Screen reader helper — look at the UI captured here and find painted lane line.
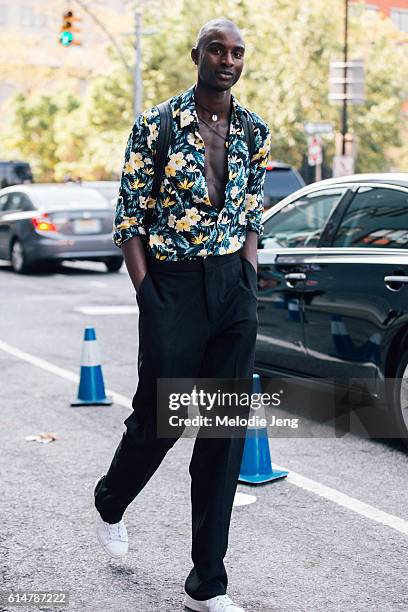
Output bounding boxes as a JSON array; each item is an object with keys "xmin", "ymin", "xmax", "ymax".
[
  {"xmin": 0, "ymin": 340, "xmax": 131, "ymax": 409},
  {"xmin": 233, "ymin": 492, "xmax": 257, "ymax": 507},
  {"xmin": 75, "ymin": 305, "xmax": 138, "ymax": 315},
  {"xmin": 274, "ymin": 463, "xmax": 408, "ymax": 537},
  {"xmin": 1, "ymin": 338, "xmax": 408, "ymax": 536},
  {"xmin": 90, "ymin": 281, "xmax": 108, "ymax": 289}
]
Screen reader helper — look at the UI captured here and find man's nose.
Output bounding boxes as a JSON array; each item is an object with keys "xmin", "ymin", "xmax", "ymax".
[{"xmin": 221, "ymin": 52, "xmax": 234, "ymax": 67}]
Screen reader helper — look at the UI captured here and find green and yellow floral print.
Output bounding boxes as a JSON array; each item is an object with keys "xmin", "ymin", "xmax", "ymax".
[{"xmin": 114, "ymin": 85, "xmax": 271, "ymax": 261}]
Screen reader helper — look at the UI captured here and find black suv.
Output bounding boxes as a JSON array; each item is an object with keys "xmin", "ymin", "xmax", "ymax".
[
  {"xmin": 263, "ymin": 161, "xmax": 305, "ymax": 209},
  {"xmin": 0, "ymin": 161, "xmax": 33, "ymax": 188}
]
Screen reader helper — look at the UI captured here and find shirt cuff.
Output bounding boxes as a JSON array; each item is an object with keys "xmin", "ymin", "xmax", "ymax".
[
  {"xmin": 113, "ymin": 223, "xmax": 147, "ymax": 248},
  {"xmin": 246, "ymin": 220, "xmax": 264, "ymax": 236}
]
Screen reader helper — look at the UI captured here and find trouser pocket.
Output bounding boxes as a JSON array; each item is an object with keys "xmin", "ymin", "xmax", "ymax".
[
  {"xmin": 241, "ymin": 257, "xmax": 258, "ymax": 296},
  {"xmin": 136, "ymin": 272, "xmax": 150, "ymax": 306}
]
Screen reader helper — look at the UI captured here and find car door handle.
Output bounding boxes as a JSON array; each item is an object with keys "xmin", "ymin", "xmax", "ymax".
[
  {"xmin": 284, "ymin": 272, "xmax": 306, "ymax": 288},
  {"xmin": 384, "ymin": 275, "xmax": 408, "ymax": 291}
]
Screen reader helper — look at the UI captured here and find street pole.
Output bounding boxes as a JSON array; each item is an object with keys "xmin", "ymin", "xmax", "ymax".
[
  {"xmin": 315, "ymin": 160, "xmax": 322, "ymax": 182},
  {"xmin": 342, "ymin": 0, "xmax": 349, "ymax": 155},
  {"xmin": 134, "ymin": 7, "xmax": 142, "ymax": 119}
]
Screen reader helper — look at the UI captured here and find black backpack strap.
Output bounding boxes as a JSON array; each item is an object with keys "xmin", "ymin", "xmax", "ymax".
[
  {"xmin": 151, "ymin": 100, "xmax": 173, "ymax": 199},
  {"xmin": 241, "ymin": 109, "xmax": 255, "ymax": 163}
]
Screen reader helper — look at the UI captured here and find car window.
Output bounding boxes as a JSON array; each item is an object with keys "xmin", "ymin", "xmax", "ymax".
[
  {"xmin": 3, "ymin": 193, "xmax": 24, "ymax": 212},
  {"xmin": 0, "ymin": 194, "xmax": 8, "ymax": 211},
  {"xmin": 260, "ymin": 188, "xmax": 347, "ymax": 249},
  {"xmin": 332, "ymin": 187, "xmax": 408, "ymax": 248},
  {"xmin": 20, "ymin": 195, "xmax": 35, "ymax": 211}
]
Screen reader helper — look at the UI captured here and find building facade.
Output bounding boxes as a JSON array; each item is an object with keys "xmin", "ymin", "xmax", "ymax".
[{"xmin": 359, "ymin": 0, "xmax": 408, "ymax": 31}]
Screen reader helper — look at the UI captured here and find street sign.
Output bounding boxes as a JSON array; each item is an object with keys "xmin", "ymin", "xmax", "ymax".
[
  {"xmin": 304, "ymin": 122, "xmax": 333, "ymax": 136},
  {"xmin": 307, "ymin": 136, "xmax": 323, "ymax": 167},
  {"xmin": 333, "ymin": 155, "xmax": 355, "ymax": 177},
  {"xmin": 329, "ymin": 59, "xmax": 365, "ymax": 105}
]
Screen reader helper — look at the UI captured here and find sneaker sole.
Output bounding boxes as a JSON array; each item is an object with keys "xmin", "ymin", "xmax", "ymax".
[{"xmin": 184, "ymin": 594, "xmax": 208, "ymax": 611}]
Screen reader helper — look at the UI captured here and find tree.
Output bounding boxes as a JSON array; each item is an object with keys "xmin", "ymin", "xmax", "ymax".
[
  {"xmin": 4, "ymin": 91, "xmax": 80, "ymax": 181},
  {"xmin": 2, "ymin": 0, "xmax": 407, "ymax": 179},
  {"xmin": 140, "ymin": 0, "xmax": 408, "ymax": 172}
]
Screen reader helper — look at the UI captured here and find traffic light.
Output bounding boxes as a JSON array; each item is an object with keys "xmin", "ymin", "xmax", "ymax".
[{"xmin": 59, "ymin": 10, "xmax": 82, "ymax": 47}]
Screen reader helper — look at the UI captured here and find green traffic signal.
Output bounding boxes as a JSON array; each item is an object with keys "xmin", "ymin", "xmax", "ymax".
[
  {"xmin": 59, "ymin": 31, "xmax": 74, "ymax": 46},
  {"xmin": 59, "ymin": 10, "xmax": 81, "ymax": 47}
]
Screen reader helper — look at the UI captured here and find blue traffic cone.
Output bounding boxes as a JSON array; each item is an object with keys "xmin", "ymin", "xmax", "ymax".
[
  {"xmin": 287, "ymin": 298, "xmax": 301, "ymax": 322},
  {"xmin": 71, "ymin": 328, "xmax": 112, "ymax": 406},
  {"xmin": 239, "ymin": 373, "xmax": 288, "ymax": 484}
]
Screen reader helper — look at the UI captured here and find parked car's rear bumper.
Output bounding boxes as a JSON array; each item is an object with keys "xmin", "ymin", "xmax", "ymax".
[{"xmin": 24, "ymin": 233, "xmax": 119, "ymax": 261}]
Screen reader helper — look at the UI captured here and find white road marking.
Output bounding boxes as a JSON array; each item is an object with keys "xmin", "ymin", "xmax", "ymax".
[
  {"xmin": 274, "ymin": 463, "xmax": 408, "ymax": 536},
  {"xmin": 0, "ymin": 340, "xmax": 131, "ymax": 409},
  {"xmin": 75, "ymin": 305, "xmax": 138, "ymax": 315},
  {"xmin": 1, "ymin": 338, "xmax": 408, "ymax": 536},
  {"xmin": 233, "ymin": 492, "xmax": 257, "ymax": 507},
  {"xmin": 90, "ymin": 281, "xmax": 108, "ymax": 289}
]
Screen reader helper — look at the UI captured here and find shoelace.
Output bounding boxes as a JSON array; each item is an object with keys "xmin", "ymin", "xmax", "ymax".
[{"xmin": 107, "ymin": 521, "xmax": 127, "ymax": 542}]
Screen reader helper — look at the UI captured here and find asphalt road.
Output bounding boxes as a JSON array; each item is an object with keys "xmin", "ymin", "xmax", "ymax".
[{"xmin": 1, "ymin": 259, "xmax": 408, "ymax": 612}]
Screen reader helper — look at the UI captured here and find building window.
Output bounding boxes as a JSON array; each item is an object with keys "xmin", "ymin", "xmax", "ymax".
[
  {"xmin": 0, "ymin": 4, "xmax": 7, "ymax": 25},
  {"xmin": 20, "ymin": 6, "xmax": 48, "ymax": 28},
  {"xmin": 349, "ymin": 2, "xmax": 378, "ymax": 18},
  {"xmin": 391, "ymin": 8, "xmax": 408, "ymax": 33}
]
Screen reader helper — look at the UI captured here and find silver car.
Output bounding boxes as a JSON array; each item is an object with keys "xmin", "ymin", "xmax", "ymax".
[
  {"xmin": 0, "ymin": 184, "xmax": 123, "ymax": 273},
  {"xmin": 80, "ymin": 181, "xmax": 120, "ymax": 207}
]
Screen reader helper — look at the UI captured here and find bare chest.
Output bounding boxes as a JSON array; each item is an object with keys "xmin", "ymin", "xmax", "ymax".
[{"xmin": 198, "ymin": 119, "xmax": 229, "ymax": 211}]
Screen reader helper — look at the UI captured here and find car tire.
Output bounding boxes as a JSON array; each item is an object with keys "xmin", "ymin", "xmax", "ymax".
[
  {"xmin": 105, "ymin": 257, "xmax": 123, "ymax": 273},
  {"xmin": 10, "ymin": 239, "xmax": 32, "ymax": 274},
  {"xmin": 391, "ymin": 350, "xmax": 408, "ymax": 449}
]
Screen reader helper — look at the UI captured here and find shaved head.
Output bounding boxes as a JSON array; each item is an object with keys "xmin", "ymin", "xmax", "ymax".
[
  {"xmin": 195, "ymin": 18, "xmax": 244, "ymax": 52},
  {"xmin": 191, "ymin": 18, "xmax": 245, "ymax": 92}
]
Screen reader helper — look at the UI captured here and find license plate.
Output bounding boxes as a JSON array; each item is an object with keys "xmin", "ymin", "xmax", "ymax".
[{"xmin": 73, "ymin": 218, "xmax": 101, "ymax": 234}]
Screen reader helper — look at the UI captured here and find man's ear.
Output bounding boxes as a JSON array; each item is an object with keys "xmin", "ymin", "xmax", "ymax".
[{"xmin": 191, "ymin": 48, "xmax": 198, "ymax": 65}]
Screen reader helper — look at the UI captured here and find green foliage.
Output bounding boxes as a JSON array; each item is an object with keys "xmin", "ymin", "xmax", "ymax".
[
  {"xmin": 5, "ymin": 91, "xmax": 80, "ymax": 180},
  {"xmin": 140, "ymin": 0, "xmax": 407, "ymax": 172},
  {"xmin": 2, "ymin": 0, "xmax": 407, "ymax": 180}
]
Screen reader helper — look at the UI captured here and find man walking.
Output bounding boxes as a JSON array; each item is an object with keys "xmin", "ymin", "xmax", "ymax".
[{"xmin": 94, "ymin": 18, "xmax": 270, "ymax": 612}]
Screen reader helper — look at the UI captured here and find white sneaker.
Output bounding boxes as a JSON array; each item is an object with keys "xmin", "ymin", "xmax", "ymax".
[
  {"xmin": 185, "ymin": 593, "xmax": 245, "ymax": 612},
  {"xmin": 95, "ymin": 511, "xmax": 128, "ymax": 558}
]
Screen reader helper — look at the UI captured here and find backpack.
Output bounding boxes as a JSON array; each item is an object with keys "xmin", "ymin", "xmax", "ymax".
[{"xmin": 150, "ymin": 100, "xmax": 255, "ymax": 200}]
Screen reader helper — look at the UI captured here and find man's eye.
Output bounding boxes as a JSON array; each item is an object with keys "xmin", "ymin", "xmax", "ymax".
[{"xmin": 234, "ymin": 52, "xmax": 243, "ymax": 59}]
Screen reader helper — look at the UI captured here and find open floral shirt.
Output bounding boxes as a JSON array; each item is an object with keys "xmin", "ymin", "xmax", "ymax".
[{"xmin": 113, "ymin": 85, "xmax": 271, "ymax": 260}]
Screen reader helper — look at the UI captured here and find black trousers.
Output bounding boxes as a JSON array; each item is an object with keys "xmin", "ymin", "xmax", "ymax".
[{"xmin": 94, "ymin": 251, "xmax": 258, "ymax": 601}]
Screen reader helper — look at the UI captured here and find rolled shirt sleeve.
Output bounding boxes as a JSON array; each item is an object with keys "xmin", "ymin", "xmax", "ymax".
[
  {"xmin": 113, "ymin": 110, "xmax": 158, "ymax": 248},
  {"xmin": 245, "ymin": 116, "xmax": 271, "ymax": 236}
]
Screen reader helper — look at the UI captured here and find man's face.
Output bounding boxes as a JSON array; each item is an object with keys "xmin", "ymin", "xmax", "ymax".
[{"xmin": 193, "ymin": 26, "xmax": 245, "ymax": 92}]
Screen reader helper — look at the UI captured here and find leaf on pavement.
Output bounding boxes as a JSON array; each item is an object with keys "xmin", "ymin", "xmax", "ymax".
[{"xmin": 25, "ymin": 432, "xmax": 57, "ymax": 444}]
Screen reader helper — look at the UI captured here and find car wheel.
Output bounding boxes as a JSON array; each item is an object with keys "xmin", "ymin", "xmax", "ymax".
[
  {"xmin": 105, "ymin": 257, "xmax": 123, "ymax": 272},
  {"xmin": 10, "ymin": 239, "xmax": 32, "ymax": 274},
  {"xmin": 391, "ymin": 350, "xmax": 408, "ymax": 448}
]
